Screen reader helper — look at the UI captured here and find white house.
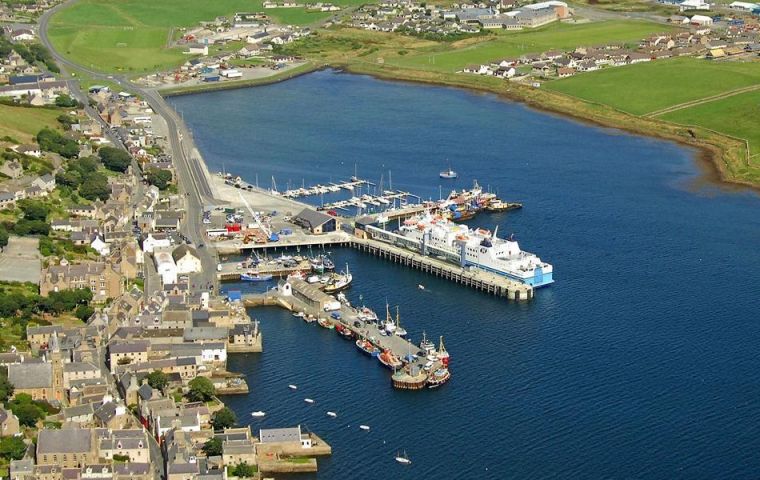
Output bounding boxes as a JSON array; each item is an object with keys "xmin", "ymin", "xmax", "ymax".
[
  {"xmin": 153, "ymin": 249, "xmax": 178, "ymax": 285},
  {"xmin": 681, "ymin": 0, "xmax": 710, "ymax": 10},
  {"xmin": 142, "ymin": 233, "xmax": 171, "ymax": 253},
  {"xmin": 200, "ymin": 343, "xmax": 227, "ymax": 365},
  {"xmin": 91, "ymin": 235, "xmax": 110, "ymax": 256},
  {"xmin": 690, "ymin": 14, "xmax": 713, "ymax": 25},
  {"xmin": 729, "ymin": 1, "xmax": 759, "ymax": 10},
  {"xmin": 172, "ymin": 245, "xmax": 202, "ymax": 274},
  {"xmin": 10, "ymin": 29, "xmax": 35, "ymax": 42},
  {"xmin": 186, "ymin": 43, "xmax": 209, "ymax": 55}
]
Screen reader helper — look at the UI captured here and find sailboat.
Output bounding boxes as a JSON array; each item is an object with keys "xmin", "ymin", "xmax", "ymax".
[
  {"xmin": 439, "ymin": 161, "xmax": 457, "ymax": 179},
  {"xmin": 395, "ymin": 450, "xmax": 412, "ymax": 465}
]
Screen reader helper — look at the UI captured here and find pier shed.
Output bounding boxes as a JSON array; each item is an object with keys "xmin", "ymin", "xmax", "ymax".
[
  {"xmin": 282, "ymin": 279, "xmax": 340, "ymax": 311},
  {"xmin": 293, "ymin": 209, "xmax": 337, "ymax": 234}
]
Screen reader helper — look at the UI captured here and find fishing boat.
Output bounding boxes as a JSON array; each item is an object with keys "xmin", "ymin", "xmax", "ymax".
[
  {"xmin": 288, "ymin": 384, "xmax": 298, "ymax": 390},
  {"xmin": 437, "ymin": 335, "xmax": 450, "ymax": 367},
  {"xmin": 394, "ymin": 306, "xmax": 407, "ymax": 337},
  {"xmin": 359, "ymin": 425, "xmax": 370, "ymax": 431},
  {"xmin": 395, "ymin": 450, "xmax": 412, "ymax": 465},
  {"xmin": 322, "ymin": 265, "xmax": 353, "ymax": 294},
  {"xmin": 382, "ymin": 303, "xmax": 396, "ymax": 335},
  {"xmin": 317, "ymin": 317, "xmax": 334, "ymax": 329},
  {"xmin": 251, "ymin": 411, "xmax": 266, "ymax": 417},
  {"xmin": 335, "ymin": 323, "xmax": 354, "ymax": 339},
  {"xmin": 486, "ymin": 199, "xmax": 523, "ymax": 212},
  {"xmin": 240, "ymin": 272, "xmax": 273, "ymax": 282},
  {"xmin": 426, "ymin": 367, "xmax": 451, "ymax": 389},
  {"xmin": 310, "ymin": 254, "xmax": 335, "ymax": 273},
  {"xmin": 419, "ymin": 332, "xmax": 435, "ymax": 354},
  {"xmin": 326, "ymin": 411, "xmax": 338, "ymax": 418},
  {"xmin": 439, "ymin": 162, "xmax": 457, "ymax": 179},
  {"xmin": 304, "ymin": 398, "xmax": 315, "ymax": 404},
  {"xmin": 287, "ymin": 271, "xmax": 306, "ymax": 281},
  {"xmin": 356, "ymin": 338, "xmax": 380, "ymax": 357},
  {"xmin": 378, "ymin": 349, "xmax": 403, "ymax": 370}
]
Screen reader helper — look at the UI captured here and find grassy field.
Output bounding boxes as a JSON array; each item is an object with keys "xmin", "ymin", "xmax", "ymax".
[
  {"xmin": 381, "ymin": 21, "xmax": 677, "ymax": 72},
  {"xmin": 660, "ymin": 89, "xmax": 760, "ymax": 156},
  {"xmin": 545, "ymin": 57, "xmax": 760, "ymax": 115},
  {"xmin": 0, "ymin": 105, "xmax": 62, "ymax": 143},
  {"xmin": 47, "ymin": 0, "xmax": 358, "ymax": 72}
]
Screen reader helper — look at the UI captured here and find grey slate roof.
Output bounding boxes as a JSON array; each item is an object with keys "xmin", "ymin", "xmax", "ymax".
[
  {"xmin": 259, "ymin": 426, "xmax": 302, "ymax": 443},
  {"xmin": 8, "ymin": 362, "xmax": 52, "ymax": 389},
  {"xmin": 37, "ymin": 428, "xmax": 92, "ymax": 454},
  {"xmin": 294, "ymin": 208, "xmax": 334, "ymax": 229}
]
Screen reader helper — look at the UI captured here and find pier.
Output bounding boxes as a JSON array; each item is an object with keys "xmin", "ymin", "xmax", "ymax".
[
  {"xmin": 351, "ymin": 235, "xmax": 533, "ymax": 301},
  {"xmin": 217, "ymin": 257, "xmax": 313, "ymax": 281},
  {"xmin": 242, "ymin": 280, "xmax": 450, "ymax": 389},
  {"xmin": 281, "ymin": 179, "xmax": 374, "ymax": 199}
]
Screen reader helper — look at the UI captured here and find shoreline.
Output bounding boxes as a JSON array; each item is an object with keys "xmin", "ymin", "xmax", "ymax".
[{"xmin": 157, "ymin": 62, "xmax": 756, "ymax": 194}]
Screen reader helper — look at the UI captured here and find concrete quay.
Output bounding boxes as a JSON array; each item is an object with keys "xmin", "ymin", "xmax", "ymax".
[{"xmin": 217, "ymin": 258, "xmax": 313, "ymax": 281}]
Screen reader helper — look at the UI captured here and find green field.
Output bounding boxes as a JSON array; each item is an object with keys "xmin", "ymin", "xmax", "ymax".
[
  {"xmin": 0, "ymin": 105, "xmax": 62, "ymax": 143},
  {"xmin": 660, "ymin": 89, "xmax": 760, "ymax": 155},
  {"xmin": 47, "ymin": 0, "xmax": 353, "ymax": 72},
  {"xmin": 545, "ymin": 57, "xmax": 760, "ymax": 115},
  {"xmin": 385, "ymin": 21, "xmax": 676, "ymax": 72}
]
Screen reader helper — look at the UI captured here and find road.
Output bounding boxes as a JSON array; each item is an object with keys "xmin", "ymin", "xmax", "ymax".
[{"xmin": 39, "ymin": 0, "xmax": 220, "ymax": 292}]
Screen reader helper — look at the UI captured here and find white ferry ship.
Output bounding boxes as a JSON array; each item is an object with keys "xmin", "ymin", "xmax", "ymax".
[{"xmin": 398, "ymin": 213, "xmax": 553, "ymax": 287}]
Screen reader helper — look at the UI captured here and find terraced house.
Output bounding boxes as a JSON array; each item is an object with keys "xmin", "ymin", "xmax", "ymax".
[{"xmin": 40, "ymin": 260, "xmax": 124, "ymax": 302}]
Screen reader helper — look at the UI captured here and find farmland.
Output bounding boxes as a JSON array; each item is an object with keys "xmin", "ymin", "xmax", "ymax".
[
  {"xmin": 660, "ymin": 89, "xmax": 760, "ymax": 156},
  {"xmin": 47, "ymin": 0, "xmax": 355, "ymax": 72},
  {"xmin": 0, "ymin": 105, "xmax": 62, "ymax": 143},
  {"xmin": 545, "ymin": 57, "xmax": 760, "ymax": 115}
]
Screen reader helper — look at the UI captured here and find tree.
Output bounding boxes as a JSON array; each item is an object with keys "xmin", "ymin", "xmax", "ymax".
[
  {"xmin": 187, "ymin": 377, "xmax": 215, "ymax": 402},
  {"xmin": 0, "ymin": 226, "xmax": 8, "ymax": 248},
  {"xmin": 18, "ymin": 199, "xmax": 49, "ymax": 221},
  {"xmin": 0, "ymin": 436, "xmax": 26, "ymax": 461},
  {"xmin": 98, "ymin": 146, "xmax": 131, "ymax": 173},
  {"xmin": 8, "ymin": 394, "xmax": 44, "ymax": 427},
  {"xmin": 211, "ymin": 407, "xmax": 236, "ymax": 430},
  {"xmin": 231, "ymin": 462, "xmax": 257, "ymax": 477},
  {"xmin": 146, "ymin": 370, "xmax": 169, "ymax": 391},
  {"xmin": 78, "ymin": 172, "xmax": 110, "ymax": 201},
  {"xmin": 13, "ymin": 219, "xmax": 50, "ymax": 236},
  {"xmin": 145, "ymin": 168, "xmax": 173, "ymax": 190},
  {"xmin": 0, "ymin": 366, "xmax": 13, "ymax": 402},
  {"xmin": 74, "ymin": 304, "xmax": 94, "ymax": 321},
  {"xmin": 54, "ymin": 94, "xmax": 79, "ymax": 108},
  {"xmin": 202, "ymin": 437, "xmax": 223, "ymax": 457}
]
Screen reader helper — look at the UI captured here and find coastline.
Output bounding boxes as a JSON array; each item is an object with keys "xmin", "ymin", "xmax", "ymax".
[{"xmin": 158, "ymin": 60, "xmax": 757, "ymax": 193}]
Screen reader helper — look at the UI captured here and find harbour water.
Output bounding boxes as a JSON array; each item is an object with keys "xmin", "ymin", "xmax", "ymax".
[{"xmin": 169, "ymin": 71, "xmax": 760, "ymax": 478}]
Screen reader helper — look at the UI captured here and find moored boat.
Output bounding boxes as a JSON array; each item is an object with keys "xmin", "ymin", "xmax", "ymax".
[
  {"xmin": 426, "ymin": 367, "xmax": 451, "ymax": 389},
  {"xmin": 240, "ymin": 272, "xmax": 273, "ymax": 282},
  {"xmin": 419, "ymin": 331, "xmax": 435, "ymax": 354},
  {"xmin": 335, "ymin": 323, "xmax": 354, "ymax": 339},
  {"xmin": 378, "ymin": 349, "xmax": 403, "ymax": 370},
  {"xmin": 437, "ymin": 335, "xmax": 450, "ymax": 367},
  {"xmin": 356, "ymin": 338, "xmax": 380, "ymax": 357},
  {"xmin": 395, "ymin": 450, "xmax": 412, "ymax": 465},
  {"xmin": 322, "ymin": 264, "xmax": 353, "ymax": 294},
  {"xmin": 486, "ymin": 199, "xmax": 522, "ymax": 212},
  {"xmin": 317, "ymin": 317, "xmax": 334, "ymax": 329}
]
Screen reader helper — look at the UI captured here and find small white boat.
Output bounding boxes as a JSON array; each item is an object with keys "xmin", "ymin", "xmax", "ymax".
[
  {"xmin": 292, "ymin": 312, "xmax": 305, "ymax": 318},
  {"xmin": 288, "ymin": 384, "xmax": 298, "ymax": 390},
  {"xmin": 251, "ymin": 411, "xmax": 266, "ymax": 417},
  {"xmin": 395, "ymin": 450, "xmax": 412, "ymax": 465},
  {"xmin": 359, "ymin": 425, "xmax": 370, "ymax": 431},
  {"xmin": 326, "ymin": 411, "xmax": 338, "ymax": 418},
  {"xmin": 304, "ymin": 398, "xmax": 315, "ymax": 404},
  {"xmin": 417, "ymin": 284, "xmax": 425, "ymax": 290}
]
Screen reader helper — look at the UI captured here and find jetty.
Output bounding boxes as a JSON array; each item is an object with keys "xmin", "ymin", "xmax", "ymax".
[
  {"xmin": 242, "ymin": 280, "xmax": 450, "ymax": 389},
  {"xmin": 217, "ymin": 257, "xmax": 312, "ymax": 281},
  {"xmin": 281, "ymin": 179, "xmax": 374, "ymax": 199}
]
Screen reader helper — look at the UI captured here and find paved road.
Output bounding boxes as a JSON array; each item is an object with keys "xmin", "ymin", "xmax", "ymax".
[{"xmin": 39, "ymin": 0, "xmax": 220, "ymax": 293}]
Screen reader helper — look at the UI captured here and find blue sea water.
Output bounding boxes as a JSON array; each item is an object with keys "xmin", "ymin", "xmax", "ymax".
[{"xmin": 169, "ymin": 71, "xmax": 760, "ymax": 479}]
